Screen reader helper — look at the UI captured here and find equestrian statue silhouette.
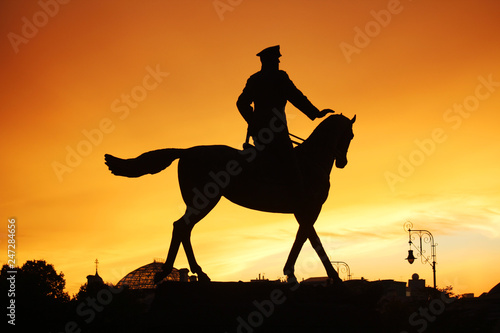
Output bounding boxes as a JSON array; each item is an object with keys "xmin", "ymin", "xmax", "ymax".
[{"xmin": 104, "ymin": 46, "xmax": 356, "ymax": 284}]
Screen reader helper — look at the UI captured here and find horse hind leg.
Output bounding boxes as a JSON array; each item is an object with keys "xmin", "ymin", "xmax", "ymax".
[
  {"xmin": 155, "ymin": 216, "xmax": 184, "ymax": 284},
  {"xmin": 180, "ymin": 221, "xmax": 211, "ymax": 282},
  {"xmin": 156, "ymin": 197, "xmax": 220, "ymax": 284}
]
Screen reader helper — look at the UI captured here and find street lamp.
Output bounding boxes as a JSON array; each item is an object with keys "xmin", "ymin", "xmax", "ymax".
[
  {"xmin": 330, "ymin": 261, "xmax": 351, "ymax": 281},
  {"xmin": 405, "ymin": 250, "xmax": 416, "ymax": 264},
  {"xmin": 404, "ymin": 221, "xmax": 437, "ymax": 289}
]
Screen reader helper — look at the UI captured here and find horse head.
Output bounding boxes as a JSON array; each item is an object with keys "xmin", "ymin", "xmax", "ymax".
[
  {"xmin": 333, "ymin": 114, "xmax": 356, "ymax": 169},
  {"xmin": 305, "ymin": 113, "xmax": 355, "ymax": 169}
]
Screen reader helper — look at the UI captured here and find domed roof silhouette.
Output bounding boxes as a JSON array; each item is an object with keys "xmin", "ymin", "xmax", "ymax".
[{"xmin": 116, "ymin": 260, "xmax": 181, "ymax": 289}]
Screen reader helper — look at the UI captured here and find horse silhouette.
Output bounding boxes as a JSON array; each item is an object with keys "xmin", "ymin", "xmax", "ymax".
[{"xmin": 104, "ymin": 113, "xmax": 356, "ymax": 284}]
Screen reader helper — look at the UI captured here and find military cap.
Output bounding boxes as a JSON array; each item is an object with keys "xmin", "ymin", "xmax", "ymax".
[{"xmin": 256, "ymin": 45, "xmax": 281, "ymax": 59}]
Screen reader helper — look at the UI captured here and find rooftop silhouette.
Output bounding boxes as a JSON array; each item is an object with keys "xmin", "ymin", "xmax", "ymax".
[{"xmin": 3, "ymin": 260, "xmax": 499, "ymax": 332}]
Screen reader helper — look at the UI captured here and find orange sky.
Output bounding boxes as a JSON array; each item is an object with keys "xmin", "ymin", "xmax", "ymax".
[{"xmin": 1, "ymin": 0, "xmax": 500, "ymax": 296}]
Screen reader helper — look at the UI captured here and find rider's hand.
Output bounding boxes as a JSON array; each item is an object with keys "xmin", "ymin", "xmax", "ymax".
[{"xmin": 318, "ymin": 109, "xmax": 335, "ymax": 118}]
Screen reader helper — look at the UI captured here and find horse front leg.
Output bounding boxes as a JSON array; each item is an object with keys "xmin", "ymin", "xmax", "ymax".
[
  {"xmin": 307, "ymin": 226, "xmax": 342, "ymax": 284},
  {"xmin": 286, "ymin": 210, "xmax": 342, "ymax": 284},
  {"xmin": 284, "ymin": 209, "xmax": 321, "ymax": 283},
  {"xmin": 283, "ymin": 225, "xmax": 308, "ymax": 283}
]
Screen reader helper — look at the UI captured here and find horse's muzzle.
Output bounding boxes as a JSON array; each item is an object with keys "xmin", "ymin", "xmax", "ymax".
[{"xmin": 335, "ymin": 157, "xmax": 347, "ymax": 169}]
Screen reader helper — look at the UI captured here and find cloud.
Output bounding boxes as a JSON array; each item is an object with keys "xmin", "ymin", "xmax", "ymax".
[
  {"xmin": 409, "ymin": 198, "xmax": 500, "ymax": 238},
  {"xmin": 319, "ymin": 229, "xmax": 399, "ymax": 241}
]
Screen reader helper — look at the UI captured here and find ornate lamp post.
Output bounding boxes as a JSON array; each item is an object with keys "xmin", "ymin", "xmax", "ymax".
[
  {"xmin": 404, "ymin": 221, "xmax": 437, "ymax": 289},
  {"xmin": 330, "ymin": 261, "xmax": 351, "ymax": 281}
]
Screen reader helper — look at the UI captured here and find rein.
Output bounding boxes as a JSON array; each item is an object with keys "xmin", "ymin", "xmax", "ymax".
[
  {"xmin": 289, "ymin": 132, "xmax": 305, "ymax": 146},
  {"xmin": 243, "ymin": 130, "xmax": 306, "ymax": 147}
]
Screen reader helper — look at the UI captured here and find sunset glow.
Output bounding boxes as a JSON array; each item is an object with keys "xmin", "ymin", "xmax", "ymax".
[{"xmin": 1, "ymin": 0, "xmax": 500, "ymax": 297}]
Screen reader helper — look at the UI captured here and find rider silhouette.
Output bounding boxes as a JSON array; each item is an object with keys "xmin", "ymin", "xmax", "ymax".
[{"xmin": 237, "ymin": 45, "xmax": 333, "ymax": 182}]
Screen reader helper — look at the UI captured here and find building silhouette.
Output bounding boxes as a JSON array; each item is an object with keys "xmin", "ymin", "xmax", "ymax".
[
  {"xmin": 86, "ymin": 259, "xmax": 105, "ymax": 293},
  {"xmin": 407, "ymin": 273, "xmax": 427, "ymax": 299},
  {"xmin": 116, "ymin": 260, "xmax": 195, "ymax": 289}
]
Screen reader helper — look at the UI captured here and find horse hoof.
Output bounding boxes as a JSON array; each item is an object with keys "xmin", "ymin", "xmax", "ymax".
[
  {"xmin": 197, "ymin": 272, "xmax": 211, "ymax": 283},
  {"xmin": 286, "ymin": 274, "xmax": 298, "ymax": 285},
  {"xmin": 154, "ymin": 271, "xmax": 167, "ymax": 284},
  {"xmin": 154, "ymin": 266, "xmax": 172, "ymax": 284},
  {"xmin": 327, "ymin": 272, "xmax": 343, "ymax": 285},
  {"xmin": 332, "ymin": 276, "xmax": 343, "ymax": 285}
]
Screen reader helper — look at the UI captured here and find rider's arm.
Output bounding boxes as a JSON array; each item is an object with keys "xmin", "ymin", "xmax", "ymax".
[{"xmin": 282, "ymin": 72, "xmax": 322, "ymax": 120}]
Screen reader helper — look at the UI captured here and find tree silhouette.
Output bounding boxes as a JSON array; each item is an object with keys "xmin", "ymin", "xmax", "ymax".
[
  {"xmin": 18, "ymin": 260, "xmax": 69, "ymax": 301},
  {"xmin": 1, "ymin": 260, "xmax": 70, "ymax": 331},
  {"xmin": 438, "ymin": 285, "xmax": 455, "ymax": 298}
]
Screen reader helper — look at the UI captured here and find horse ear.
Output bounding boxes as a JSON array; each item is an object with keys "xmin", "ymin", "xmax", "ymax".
[{"xmin": 351, "ymin": 115, "xmax": 356, "ymax": 124}]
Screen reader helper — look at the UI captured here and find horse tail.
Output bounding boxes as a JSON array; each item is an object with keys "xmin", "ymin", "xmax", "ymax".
[{"xmin": 104, "ymin": 148, "xmax": 183, "ymax": 178}]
